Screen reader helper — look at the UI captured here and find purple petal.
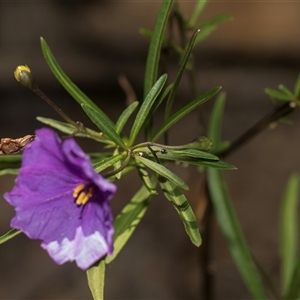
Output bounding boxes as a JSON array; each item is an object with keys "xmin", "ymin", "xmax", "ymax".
[{"xmin": 4, "ymin": 128, "xmax": 116, "ymax": 269}]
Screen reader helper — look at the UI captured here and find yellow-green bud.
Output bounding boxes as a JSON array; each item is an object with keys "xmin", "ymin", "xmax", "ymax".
[{"xmin": 14, "ymin": 65, "xmax": 35, "ymax": 89}]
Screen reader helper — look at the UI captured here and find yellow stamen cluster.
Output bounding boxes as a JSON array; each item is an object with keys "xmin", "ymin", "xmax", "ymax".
[{"xmin": 73, "ymin": 183, "xmax": 94, "ymax": 205}]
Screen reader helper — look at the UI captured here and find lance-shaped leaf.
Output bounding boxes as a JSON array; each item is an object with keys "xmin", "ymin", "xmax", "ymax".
[
  {"xmin": 113, "ymin": 148, "xmax": 122, "ymax": 180},
  {"xmin": 293, "ymin": 73, "xmax": 300, "ymax": 98},
  {"xmin": 151, "ymin": 83, "xmax": 174, "ymax": 116},
  {"xmin": 0, "ymin": 155, "xmax": 22, "ymax": 171},
  {"xmin": 0, "ymin": 229, "xmax": 21, "ymax": 245},
  {"xmin": 82, "ymin": 104, "xmax": 127, "ymax": 150},
  {"xmin": 160, "ymin": 180, "xmax": 201, "ymax": 246},
  {"xmin": 140, "ymin": 28, "xmax": 184, "ymax": 56},
  {"xmin": 93, "ymin": 152, "xmax": 125, "ymax": 173},
  {"xmin": 206, "ymin": 91, "xmax": 235, "ymax": 167},
  {"xmin": 129, "ymin": 74, "xmax": 167, "ymax": 146},
  {"xmin": 284, "ymin": 258, "xmax": 300, "ymax": 299},
  {"xmin": 37, "ymin": 116, "xmax": 112, "ymax": 144},
  {"xmin": 196, "ymin": 14, "xmax": 232, "ymax": 30},
  {"xmin": 265, "ymin": 88, "xmax": 292, "ymax": 101},
  {"xmin": 165, "ymin": 29, "xmax": 201, "ymax": 119},
  {"xmin": 152, "ymin": 86, "xmax": 221, "ymax": 141},
  {"xmin": 278, "ymin": 84, "xmax": 294, "ymax": 98},
  {"xmin": 155, "ymin": 153, "xmax": 236, "ymax": 170},
  {"xmin": 41, "ymin": 37, "xmax": 102, "ymax": 113},
  {"xmin": 0, "ymin": 169, "xmax": 18, "ymax": 176},
  {"xmin": 137, "ymin": 163, "xmax": 158, "ymax": 195},
  {"xmin": 207, "ymin": 92, "xmax": 228, "ymax": 153},
  {"xmin": 145, "ymin": 148, "xmax": 217, "ymax": 161},
  {"xmin": 87, "ymin": 259, "xmax": 105, "ymax": 300},
  {"xmin": 194, "ymin": 15, "xmax": 232, "ymax": 46},
  {"xmin": 135, "ymin": 155, "xmax": 189, "ymax": 190},
  {"xmin": 115, "ymin": 101, "xmax": 139, "ymax": 134},
  {"xmin": 195, "ymin": 159, "xmax": 236, "ymax": 170},
  {"xmin": 280, "ymin": 173, "xmax": 300, "ymax": 295},
  {"xmin": 143, "ymin": 0, "xmax": 173, "ymax": 98},
  {"xmin": 187, "ymin": 0, "xmax": 207, "ymax": 28},
  {"xmin": 106, "ymin": 184, "xmax": 152, "ymax": 264},
  {"xmin": 165, "ymin": 149, "xmax": 219, "ymax": 160},
  {"xmin": 207, "ymin": 168, "xmax": 266, "ymax": 299}
]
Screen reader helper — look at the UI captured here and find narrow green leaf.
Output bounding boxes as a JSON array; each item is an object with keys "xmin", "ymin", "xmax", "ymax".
[
  {"xmin": 93, "ymin": 153, "xmax": 125, "ymax": 173},
  {"xmin": 137, "ymin": 163, "xmax": 158, "ymax": 195},
  {"xmin": 195, "ymin": 25, "xmax": 217, "ymax": 46},
  {"xmin": 82, "ymin": 104, "xmax": 127, "ymax": 150},
  {"xmin": 293, "ymin": 73, "xmax": 300, "ymax": 98},
  {"xmin": 153, "ymin": 148, "xmax": 218, "ymax": 161},
  {"xmin": 89, "ymin": 152, "xmax": 113, "ymax": 160},
  {"xmin": 280, "ymin": 173, "xmax": 300, "ymax": 295},
  {"xmin": 115, "ymin": 101, "xmax": 139, "ymax": 134},
  {"xmin": 0, "ymin": 229, "xmax": 21, "ymax": 245},
  {"xmin": 208, "ymin": 92, "xmax": 226, "ymax": 152},
  {"xmin": 135, "ymin": 155, "xmax": 189, "ymax": 190},
  {"xmin": 195, "ymin": 15, "xmax": 231, "ymax": 46},
  {"xmin": 196, "ymin": 159, "xmax": 236, "ymax": 170},
  {"xmin": 155, "ymin": 153, "xmax": 236, "ymax": 170},
  {"xmin": 37, "ymin": 116, "xmax": 76, "ymax": 133},
  {"xmin": 151, "ymin": 83, "xmax": 174, "ymax": 115},
  {"xmin": 160, "ymin": 180, "xmax": 201, "ymax": 246},
  {"xmin": 187, "ymin": 0, "xmax": 207, "ymax": 28},
  {"xmin": 167, "ymin": 149, "xmax": 219, "ymax": 160},
  {"xmin": 152, "ymin": 86, "xmax": 221, "ymax": 141},
  {"xmin": 87, "ymin": 259, "xmax": 105, "ymax": 300},
  {"xmin": 193, "ymin": 15, "xmax": 232, "ymax": 45},
  {"xmin": 0, "ymin": 169, "xmax": 18, "ymax": 176},
  {"xmin": 165, "ymin": 29, "xmax": 201, "ymax": 118},
  {"xmin": 279, "ymin": 84, "xmax": 294, "ymax": 98},
  {"xmin": 129, "ymin": 74, "xmax": 167, "ymax": 146},
  {"xmin": 207, "ymin": 168, "xmax": 266, "ymax": 299},
  {"xmin": 140, "ymin": 28, "xmax": 183, "ymax": 56},
  {"xmin": 0, "ymin": 155, "xmax": 22, "ymax": 171},
  {"xmin": 265, "ymin": 88, "xmax": 291, "ymax": 101},
  {"xmin": 41, "ymin": 37, "xmax": 102, "ymax": 113},
  {"xmin": 143, "ymin": 0, "xmax": 173, "ymax": 98},
  {"xmin": 170, "ymin": 136, "xmax": 213, "ymax": 151},
  {"xmin": 106, "ymin": 185, "xmax": 152, "ymax": 264},
  {"xmin": 113, "ymin": 148, "xmax": 122, "ymax": 180},
  {"xmin": 196, "ymin": 14, "xmax": 232, "ymax": 29},
  {"xmin": 37, "ymin": 116, "xmax": 111, "ymax": 144},
  {"xmin": 284, "ymin": 258, "xmax": 300, "ymax": 299}
]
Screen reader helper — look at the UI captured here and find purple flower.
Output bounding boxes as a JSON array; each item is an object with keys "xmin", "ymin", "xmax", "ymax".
[{"xmin": 4, "ymin": 128, "xmax": 116, "ymax": 270}]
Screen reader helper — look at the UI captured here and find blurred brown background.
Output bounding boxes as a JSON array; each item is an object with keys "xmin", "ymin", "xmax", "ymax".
[{"xmin": 1, "ymin": 1, "xmax": 300, "ymax": 299}]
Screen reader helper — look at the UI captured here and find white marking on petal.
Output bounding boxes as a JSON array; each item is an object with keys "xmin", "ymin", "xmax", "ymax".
[{"xmin": 41, "ymin": 227, "xmax": 109, "ymax": 270}]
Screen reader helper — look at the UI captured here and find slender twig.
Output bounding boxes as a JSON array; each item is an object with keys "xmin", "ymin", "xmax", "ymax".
[
  {"xmin": 203, "ymin": 101, "xmax": 296, "ymax": 299},
  {"xmin": 220, "ymin": 102, "xmax": 294, "ymax": 158},
  {"xmin": 32, "ymin": 86, "xmax": 79, "ymax": 128},
  {"xmin": 118, "ymin": 74, "xmax": 137, "ymax": 106}
]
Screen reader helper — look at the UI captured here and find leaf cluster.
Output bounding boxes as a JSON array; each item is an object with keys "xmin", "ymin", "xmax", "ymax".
[{"xmin": 2, "ymin": 1, "xmax": 300, "ymax": 300}]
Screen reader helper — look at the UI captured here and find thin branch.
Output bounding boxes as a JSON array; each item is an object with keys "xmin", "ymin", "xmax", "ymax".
[{"xmin": 220, "ymin": 102, "xmax": 295, "ymax": 158}]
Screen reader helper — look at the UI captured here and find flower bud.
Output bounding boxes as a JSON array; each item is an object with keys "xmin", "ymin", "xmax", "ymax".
[{"xmin": 14, "ymin": 65, "xmax": 35, "ymax": 89}]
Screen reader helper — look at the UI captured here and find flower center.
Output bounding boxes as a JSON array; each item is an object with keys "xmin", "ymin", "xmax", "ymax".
[{"xmin": 73, "ymin": 183, "xmax": 94, "ymax": 205}]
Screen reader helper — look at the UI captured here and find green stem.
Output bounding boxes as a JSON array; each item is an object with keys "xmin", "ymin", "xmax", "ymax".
[
  {"xmin": 199, "ymin": 181, "xmax": 215, "ymax": 300},
  {"xmin": 102, "ymin": 151, "xmax": 131, "ymax": 178},
  {"xmin": 131, "ymin": 141, "xmax": 193, "ymax": 151}
]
